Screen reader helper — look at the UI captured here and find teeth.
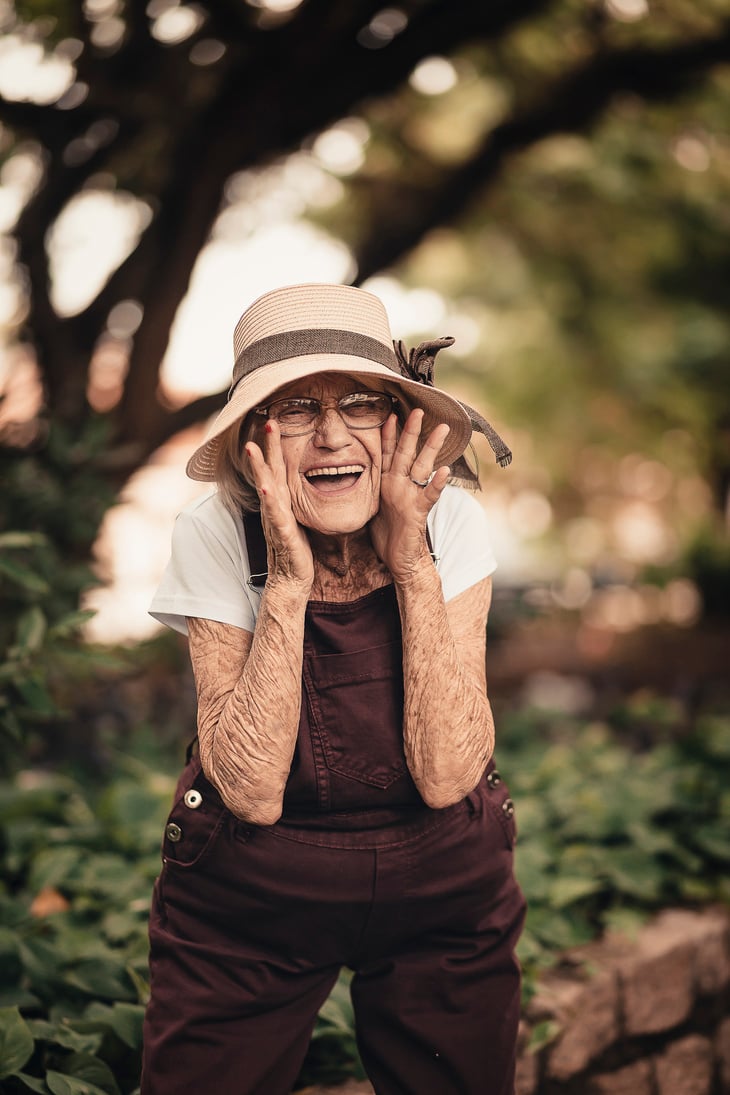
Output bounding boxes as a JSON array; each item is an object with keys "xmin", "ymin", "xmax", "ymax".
[{"xmin": 305, "ymin": 465, "xmax": 364, "ymax": 478}]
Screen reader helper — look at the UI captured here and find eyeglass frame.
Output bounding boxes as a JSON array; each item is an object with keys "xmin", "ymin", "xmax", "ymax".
[{"xmin": 252, "ymin": 390, "xmax": 400, "ymax": 437}]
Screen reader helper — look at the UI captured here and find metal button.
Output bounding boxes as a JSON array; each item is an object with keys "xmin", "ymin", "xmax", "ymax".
[
  {"xmin": 502, "ymin": 798, "xmax": 515, "ymax": 818},
  {"xmin": 165, "ymin": 822, "xmax": 183, "ymax": 842},
  {"xmin": 184, "ymin": 789, "xmax": 203, "ymax": 809},
  {"xmin": 487, "ymin": 770, "xmax": 502, "ymax": 789}
]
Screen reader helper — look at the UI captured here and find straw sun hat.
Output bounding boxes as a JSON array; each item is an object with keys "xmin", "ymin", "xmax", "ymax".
[{"xmin": 185, "ymin": 283, "xmax": 511, "ymax": 482}]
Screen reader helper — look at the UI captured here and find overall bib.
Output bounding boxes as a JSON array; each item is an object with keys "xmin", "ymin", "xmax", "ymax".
[{"xmin": 142, "ymin": 582, "xmax": 525, "ymax": 1095}]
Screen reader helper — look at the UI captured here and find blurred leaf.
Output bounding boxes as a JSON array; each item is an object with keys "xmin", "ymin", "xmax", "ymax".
[
  {"xmin": 29, "ymin": 847, "xmax": 84, "ymax": 893},
  {"xmin": 16, "ymin": 680, "xmax": 58, "ymax": 717},
  {"xmin": 0, "ymin": 558, "xmax": 50, "ymax": 595},
  {"xmin": 46, "ymin": 1072, "xmax": 113, "ymax": 1095},
  {"xmin": 691, "ymin": 824, "xmax": 730, "ymax": 862},
  {"xmin": 527, "ymin": 1019, "xmax": 561, "ymax": 1053},
  {"xmin": 15, "ymin": 608, "xmax": 47, "ymax": 654},
  {"xmin": 12, "ymin": 1074, "xmax": 49, "ymax": 1093},
  {"xmin": 0, "ymin": 926, "xmax": 23, "ymax": 986},
  {"xmin": 101, "ymin": 912, "xmax": 145, "ymax": 945},
  {"xmin": 524, "ymin": 906, "xmax": 595, "ymax": 950},
  {"xmin": 81, "ymin": 1003, "xmax": 145, "ymax": 1051},
  {"xmin": 64, "ymin": 958, "xmax": 137, "ymax": 1002},
  {"xmin": 0, "ymin": 534, "xmax": 48, "ymax": 550},
  {"xmin": 48, "ymin": 612, "xmax": 96, "ymax": 640},
  {"xmin": 696, "ymin": 717, "xmax": 730, "ymax": 760},
  {"xmin": 598, "ymin": 847, "xmax": 665, "ymax": 901},
  {"xmin": 0, "ymin": 990, "xmax": 42, "ymax": 1010},
  {"xmin": 27, "ymin": 1019, "xmax": 103, "ymax": 1056},
  {"xmin": 546, "ymin": 875, "xmax": 603, "ymax": 909},
  {"xmin": 0, "ymin": 1005, "xmax": 34, "ymax": 1079},
  {"xmin": 54, "ymin": 1052, "xmax": 120, "ymax": 1095},
  {"xmin": 314, "ymin": 974, "xmax": 354, "ymax": 1034}
]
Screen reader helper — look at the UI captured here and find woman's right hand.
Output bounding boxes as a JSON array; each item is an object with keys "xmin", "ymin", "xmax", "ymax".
[{"xmin": 245, "ymin": 423, "xmax": 314, "ymax": 590}]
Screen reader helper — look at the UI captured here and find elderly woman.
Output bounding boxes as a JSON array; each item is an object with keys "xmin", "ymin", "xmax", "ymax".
[{"xmin": 142, "ymin": 283, "xmax": 525, "ymax": 1095}]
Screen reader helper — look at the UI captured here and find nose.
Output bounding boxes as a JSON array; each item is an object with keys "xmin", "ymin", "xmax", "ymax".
[{"xmin": 312, "ymin": 406, "xmax": 354, "ymax": 447}]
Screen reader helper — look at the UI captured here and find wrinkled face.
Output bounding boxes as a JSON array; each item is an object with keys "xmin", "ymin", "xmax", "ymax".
[{"xmin": 255, "ymin": 373, "xmax": 389, "ymax": 537}]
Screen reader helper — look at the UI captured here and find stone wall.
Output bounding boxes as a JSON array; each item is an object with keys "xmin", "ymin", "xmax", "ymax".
[
  {"xmin": 518, "ymin": 906, "xmax": 730, "ymax": 1095},
  {"xmin": 299, "ymin": 906, "xmax": 730, "ymax": 1095}
]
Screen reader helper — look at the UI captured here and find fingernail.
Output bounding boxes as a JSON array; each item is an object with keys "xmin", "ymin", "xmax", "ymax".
[{"xmin": 265, "ymin": 422, "xmax": 273, "ymax": 434}]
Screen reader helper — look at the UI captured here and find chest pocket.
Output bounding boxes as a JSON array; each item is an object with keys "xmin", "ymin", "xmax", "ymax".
[{"xmin": 303, "ymin": 639, "xmax": 406, "ymax": 790}]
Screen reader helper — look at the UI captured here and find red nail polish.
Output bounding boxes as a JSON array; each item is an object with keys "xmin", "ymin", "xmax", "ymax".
[{"xmin": 265, "ymin": 422, "xmax": 273, "ymax": 434}]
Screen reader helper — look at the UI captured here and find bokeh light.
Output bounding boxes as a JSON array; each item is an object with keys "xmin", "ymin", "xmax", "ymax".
[
  {"xmin": 47, "ymin": 191, "xmax": 153, "ymax": 316},
  {"xmin": 410, "ymin": 57, "xmax": 458, "ymax": 97}
]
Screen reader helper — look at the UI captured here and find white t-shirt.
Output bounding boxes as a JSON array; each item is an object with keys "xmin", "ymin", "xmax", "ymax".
[{"xmin": 149, "ymin": 484, "xmax": 497, "ymax": 636}]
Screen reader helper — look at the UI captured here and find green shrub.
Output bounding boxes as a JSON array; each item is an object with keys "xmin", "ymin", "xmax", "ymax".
[
  {"xmin": 502, "ymin": 707, "xmax": 730, "ymax": 995},
  {"xmin": 0, "ymin": 763, "xmax": 173, "ymax": 1094},
  {"xmin": 1, "ymin": 427, "xmax": 119, "ymax": 773},
  {"xmin": 0, "ymin": 699, "xmax": 728, "ymax": 1091}
]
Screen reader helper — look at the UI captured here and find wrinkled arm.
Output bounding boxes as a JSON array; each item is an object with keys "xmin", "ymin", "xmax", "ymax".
[
  {"xmin": 397, "ymin": 571, "xmax": 494, "ymax": 809},
  {"xmin": 186, "ymin": 581, "xmax": 309, "ymax": 825}
]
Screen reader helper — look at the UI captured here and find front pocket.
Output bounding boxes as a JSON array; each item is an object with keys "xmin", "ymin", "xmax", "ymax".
[
  {"xmin": 162, "ymin": 760, "xmax": 228, "ymax": 868},
  {"xmin": 303, "ymin": 640, "xmax": 407, "ymax": 790}
]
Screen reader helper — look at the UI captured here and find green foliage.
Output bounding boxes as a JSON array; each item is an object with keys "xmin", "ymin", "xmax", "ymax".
[
  {"xmin": 296, "ymin": 971, "xmax": 366, "ymax": 1089},
  {"xmin": 500, "ymin": 706, "xmax": 730, "ymax": 995},
  {"xmin": 0, "ymin": 687, "xmax": 727, "ymax": 1090},
  {"xmin": 0, "ymin": 766, "xmax": 173, "ymax": 1094},
  {"xmin": 0, "ymin": 526, "xmax": 94, "ymax": 756},
  {"xmin": 1, "ymin": 423, "xmax": 117, "ymax": 558},
  {"xmin": 0, "ymin": 426, "xmax": 122, "ymax": 770},
  {"xmin": 384, "ymin": 48, "xmax": 730, "ymax": 542}
]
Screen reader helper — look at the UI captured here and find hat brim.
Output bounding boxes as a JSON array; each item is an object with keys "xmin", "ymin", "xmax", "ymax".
[{"xmin": 185, "ymin": 354, "xmax": 473, "ymax": 481}]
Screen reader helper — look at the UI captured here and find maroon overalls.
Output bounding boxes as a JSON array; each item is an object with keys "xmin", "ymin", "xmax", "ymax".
[{"xmin": 141, "ymin": 538, "xmax": 525, "ymax": 1095}]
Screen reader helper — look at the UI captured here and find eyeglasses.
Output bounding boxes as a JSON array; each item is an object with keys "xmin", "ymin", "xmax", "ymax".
[{"xmin": 253, "ymin": 391, "xmax": 399, "ymax": 437}]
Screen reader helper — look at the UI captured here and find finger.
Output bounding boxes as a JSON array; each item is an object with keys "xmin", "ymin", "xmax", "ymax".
[
  {"xmin": 246, "ymin": 434, "xmax": 289, "ymax": 503},
  {"xmin": 244, "ymin": 440, "xmax": 266, "ymax": 486},
  {"xmin": 389, "ymin": 408, "xmax": 424, "ymax": 476},
  {"xmin": 380, "ymin": 414, "xmax": 398, "ymax": 473},
  {"xmin": 422, "ymin": 463, "xmax": 450, "ymax": 499},
  {"xmin": 244, "ymin": 441, "xmax": 276, "ymax": 502},
  {"xmin": 409, "ymin": 422, "xmax": 450, "ymax": 482},
  {"xmin": 262, "ymin": 419, "xmax": 287, "ymax": 481}
]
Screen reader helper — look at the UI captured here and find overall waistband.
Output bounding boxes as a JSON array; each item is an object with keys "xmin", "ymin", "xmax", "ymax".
[
  {"xmin": 262, "ymin": 793, "xmax": 475, "ymax": 849},
  {"xmin": 256, "ymin": 759, "xmax": 496, "ymax": 849}
]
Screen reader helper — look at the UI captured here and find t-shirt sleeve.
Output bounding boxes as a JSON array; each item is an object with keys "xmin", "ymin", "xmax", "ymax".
[
  {"xmin": 427, "ymin": 486, "xmax": 497, "ymax": 603},
  {"xmin": 149, "ymin": 503, "xmax": 257, "ymax": 636}
]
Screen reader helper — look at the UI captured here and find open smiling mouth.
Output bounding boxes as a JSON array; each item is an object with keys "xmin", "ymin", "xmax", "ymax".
[{"xmin": 304, "ymin": 464, "xmax": 365, "ymax": 492}]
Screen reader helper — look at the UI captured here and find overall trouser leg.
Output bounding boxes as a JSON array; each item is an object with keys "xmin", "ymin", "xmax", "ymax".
[
  {"xmin": 142, "ymin": 875, "xmax": 340, "ymax": 1095},
  {"xmin": 140, "ymin": 765, "xmax": 358, "ymax": 1095},
  {"xmin": 349, "ymin": 783, "xmax": 525, "ymax": 1095}
]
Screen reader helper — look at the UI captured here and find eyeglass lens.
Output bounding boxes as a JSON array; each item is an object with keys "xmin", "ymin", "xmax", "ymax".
[{"xmin": 265, "ymin": 392, "xmax": 394, "ymax": 435}]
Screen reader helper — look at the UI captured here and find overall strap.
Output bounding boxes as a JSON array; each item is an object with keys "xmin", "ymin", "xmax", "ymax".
[
  {"xmin": 241, "ymin": 508, "xmax": 437, "ymax": 591},
  {"xmin": 242, "ymin": 509, "xmax": 268, "ymax": 590}
]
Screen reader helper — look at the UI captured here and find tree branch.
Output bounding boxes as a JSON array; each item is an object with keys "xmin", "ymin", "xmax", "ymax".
[
  {"xmin": 102, "ymin": 0, "xmax": 554, "ymax": 448},
  {"xmin": 15, "ymin": 113, "xmax": 143, "ymax": 423},
  {"xmin": 7, "ymin": 0, "xmax": 727, "ymax": 482},
  {"xmin": 353, "ymin": 24, "xmax": 730, "ymax": 281}
]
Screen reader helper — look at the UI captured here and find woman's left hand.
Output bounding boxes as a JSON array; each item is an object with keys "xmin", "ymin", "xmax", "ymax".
[{"xmin": 369, "ymin": 409, "xmax": 450, "ymax": 582}]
